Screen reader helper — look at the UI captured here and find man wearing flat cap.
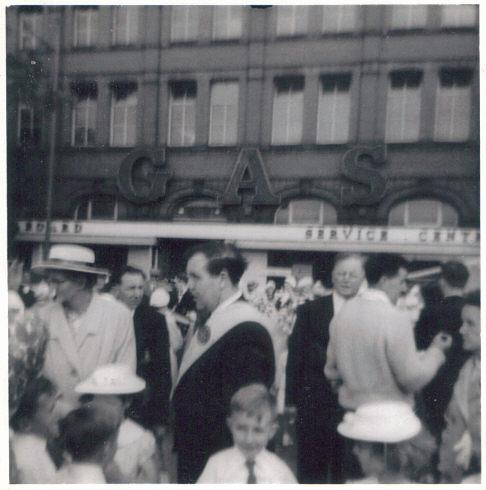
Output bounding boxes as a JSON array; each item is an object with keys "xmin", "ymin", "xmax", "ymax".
[{"xmin": 33, "ymin": 244, "xmax": 136, "ymax": 411}]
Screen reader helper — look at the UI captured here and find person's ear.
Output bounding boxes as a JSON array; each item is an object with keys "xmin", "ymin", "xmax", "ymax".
[
  {"xmin": 219, "ymin": 270, "xmax": 229, "ymax": 289},
  {"xmin": 269, "ymin": 421, "xmax": 278, "ymax": 440}
]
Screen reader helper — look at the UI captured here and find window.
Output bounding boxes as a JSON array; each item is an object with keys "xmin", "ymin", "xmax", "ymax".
[
  {"xmin": 385, "ymin": 70, "xmax": 423, "ymax": 142},
  {"xmin": 18, "ymin": 103, "xmax": 40, "ymax": 145},
  {"xmin": 272, "ymin": 77, "xmax": 304, "ymax": 145},
  {"xmin": 212, "ymin": 6, "xmax": 243, "ymax": 40},
  {"xmin": 388, "ymin": 199, "xmax": 458, "ymax": 227},
  {"xmin": 276, "ymin": 6, "xmax": 308, "ymax": 37},
  {"xmin": 209, "ymin": 82, "xmax": 239, "ymax": 146},
  {"xmin": 317, "ymin": 74, "xmax": 351, "ymax": 143},
  {"xmin": 435, "ymin": 69, "xmax": 473, "ymax": 142},
  {"xmin": 168, "ymin": 81, "xmax": 196, "ymax": 147},
  {"xmin": 71, "ymin": 81, "xmax": 97, "ymax": 147},
  {"xmin": 110, "ymin": 82, "xmax": 137, "ymax": 147},
  {"xmin": 19, "ymin": 10, "xmax": 41, "ymax": 50},
  {"xmin": 441, "ymin": 5, "xmax": 477, "ymax": 28},
  {"xmin": 74, "ymin": 7, "xmax": 98, "ymax": 47},
  {"xmin": 112, "ymin": 6, "xmax": 138, "ymax": 45},
  {"xmin": 322, "ymin": 5, "xmax": 359, "ymax": 33},
  {"xmin": 174, "ymin": 199, "xmax": 226, "ymax": 222},
  {"xmin": 171, "ymin": 6, "xmax": 198, "ymax": 42},
  {"xmin": 390, "ymin": 5, "xmax": 427, "ymax": 29},
  {"xmin": 275, "ymin": 199, "xmax": 337, "ymax": 225},
  {"xmin": 75, "ymin": 196, "xmax": 119, "ymax": 221}
]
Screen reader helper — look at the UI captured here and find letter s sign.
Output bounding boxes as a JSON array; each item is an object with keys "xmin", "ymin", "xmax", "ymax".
[{"xmin": 340, "ymin": 145, "xmax": 387, "ymax": 206}]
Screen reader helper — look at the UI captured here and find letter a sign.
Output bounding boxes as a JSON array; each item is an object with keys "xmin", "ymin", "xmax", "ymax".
[{"xmin": 222, "ymin": 148, "xmax": 280, "ymax": 206}]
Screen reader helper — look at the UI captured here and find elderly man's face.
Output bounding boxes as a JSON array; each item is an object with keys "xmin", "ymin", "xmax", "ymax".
[
  {"xmin": 332, "ymin": 257, "xmax": 365, "ymax": 299},
  {"xmin": 117, "ymin": 272, "xmax": 145, "ymax": 310}
]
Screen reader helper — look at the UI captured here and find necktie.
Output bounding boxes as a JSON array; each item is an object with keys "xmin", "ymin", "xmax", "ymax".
[{"xmin": 246, "ymin": 459, "xmax": 257, "ymax": 484}]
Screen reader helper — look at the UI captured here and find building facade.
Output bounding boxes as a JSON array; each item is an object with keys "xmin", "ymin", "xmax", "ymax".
[{"xmin": 7, "ymin": 5, "xmax": 480, "ymax": 285}]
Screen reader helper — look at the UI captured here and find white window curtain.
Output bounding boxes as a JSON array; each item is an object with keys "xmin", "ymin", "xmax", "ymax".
[
  {"xmin": 169, "ymin": 82, "xmax": 196, "ymax": 146},
  {"xmin": 171, "ymin": 6, "xmax": 198, "ymax": 42},
  {"xmin": 272, "ymin": 78, "xmax": 304, "ymax": 145},
  {"xmin": 209, "ymin": 81, "xmax": 239, "ymax": 146},
  {"xmin": 212, "ymin": 6, "xmax": 243, "ymax": 40}
]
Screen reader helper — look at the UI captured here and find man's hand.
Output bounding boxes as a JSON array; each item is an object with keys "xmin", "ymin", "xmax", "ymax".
[
  {"xmin": 431, "ymin": 332, "xmax": 453, "ymax": 352},
  {"xmin": 454, "ymin": 430, "xmax": 473, "ymax": 470}
]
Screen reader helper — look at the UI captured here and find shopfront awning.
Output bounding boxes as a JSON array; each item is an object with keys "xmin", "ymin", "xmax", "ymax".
[{"xmin": 16, "ymin": 220, "xmax": 480, "ymax": 257}]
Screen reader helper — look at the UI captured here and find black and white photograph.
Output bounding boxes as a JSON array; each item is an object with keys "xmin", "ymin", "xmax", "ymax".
[{"xmin": 6, "ymin": 2, "xmax": 480, "ymax": 484}]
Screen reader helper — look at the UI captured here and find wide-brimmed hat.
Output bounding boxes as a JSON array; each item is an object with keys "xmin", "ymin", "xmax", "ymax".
[
  {"xmin": 32, "ymin": 244, "xmax": 107, "ymax": 276},
  {"xmin": 75, "ymin": 364, "xmax": 146, "ymax": 395},
  {"xmin": 338, "ymin": 401, "xmax": 421, "ymax": 444}
]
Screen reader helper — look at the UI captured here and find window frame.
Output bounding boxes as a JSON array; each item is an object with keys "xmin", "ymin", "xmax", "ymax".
[
  {"xmin": 390, "ymin": 5, "xmax": 428, "ymax": 30},
  {"xmin": 112, "ymin": 6, "xmax": 139, "ymax": 46},
  {"xmin": 209, "ymin": 81, "xmax": 239, "ymax": 146},
  {"xmin": 19, "ymin": 11, "xmax": 40, "ymax": 50},
  {"xmin": 212, "ymin": 5, "xmax": 243, "ymax": 41},
  {"xmin": 71, "ymin": 92, "xmax": 97, "ymax": 147},
  {"xmin": 168, "ymin": 81, "xmax": 197, "ymax": 147},
  {"xmin": 109, "ymin": 83, "xmax": 138, "ymax": 147},
  {"xmin": 440, "ymin": 5, "xmax": 478, "ymax": 28},
  {"xmin": 73, "ymin": 7, "xmax": 97, "ymax": 48},
  {"xmin": 322, "ymin": 5, "xmax": 359, "ymax": 34},
  {"xmin": 275, "ymin": 199, "xmax": 338, "ymax": 225},
  {"xmin": 388, "ymin": 199, "xmax": 459, "ymax": 227},
  {"xmin": 74, "ymin": 196, "xmax": 119, "ymax": 221},
  {"xmin": 170, "ymin": 5, "xmax": 198, "ymax": 43},
  {"xmin": 276, "ymin": 5, "xmax": 308, "ymax": 37}
]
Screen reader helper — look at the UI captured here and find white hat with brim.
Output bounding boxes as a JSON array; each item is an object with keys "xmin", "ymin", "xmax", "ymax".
[
  {"xmin": 32, "ymin": 244, "xmax": 107, "ymax": 276},
  {"xmin": 337, "ymin": 401, "xmax": 422, "ymax": 444},
  {"xmin": 75, "ymin": 364, "xmax": 146, "ymax": 395}
]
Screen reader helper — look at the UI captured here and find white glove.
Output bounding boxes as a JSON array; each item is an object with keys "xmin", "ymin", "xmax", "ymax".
[{"xmin": 454, "ymin": 430, "xmax": 473, "ymax": 470}]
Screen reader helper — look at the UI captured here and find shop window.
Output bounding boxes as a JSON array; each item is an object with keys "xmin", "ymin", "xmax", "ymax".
[
  {"xmin": 74, "ymin": 196, "xmax": 120, "ymax": 221},
  {"xmin": 386, "ymin": 70, "xmax": 423, "ymax": 142},
  {"xmin": 74, "ymin": 7, "xmax": 98, "ymax": 48},
  {"xmin": 317, "ymin": 73, "xmax": 351, "ymax": 144},
  {"xmin": 388, "ymin": 199, "xmax": 458, "ymax": 227},
  {"xmin": 275, "ymin": 199, "xmax": 337, "ymax": 225},
  {"xmin": 174, "ymin": 199, "xmax": 226, "ymax": 222},
  {"xmin": 171, "ymin": 5, "xmax": 198, "ymax": 43},
  {"xmin": 18, "ymin": 102, "xmax": 41, "ymax": 145},
  {"xmin": 322, "ymin": 5, "xmax": 359, "ymax": 33},
  {"xmin": 19, "ymin": 9, "xmax": 42, "ymax": 50},
  {"xmin": 212, "ymin": 6, "xmax": 243, "ymax": 40},
  {"xmin": 110, "ymin": 81, "xmax": 137, "ymax": 147},
  {"xmin": 276, "ymin": 6, "xmax": 308, "ymax": 37},
  {"xmin": 71, "ymin": 81, "xmax": 97, "ymax": 147},
  {"xmin": 434, "ymin": 68, "xmax": 473, "ymax": 142},
  {"xmin": 112, "ymin": 6, "xmax": 139, "ymax": 46},
  {"xmin": 209, "ymin": 81, "xmax": 239, "ymax": 146},
  {"xmin": 272, "ymin": 76, "xmax": 304, "ymax": 145},
  {"xmin": 441, "ymin": 5, "xmax": 477, "ymax": 28},
  {"xmin": 169, "ymin": 80, "xmax": 196, "ymax": 147},
  {"xmin": 390, "ymin": 5, "xmax": 427, "ymax": 29}
]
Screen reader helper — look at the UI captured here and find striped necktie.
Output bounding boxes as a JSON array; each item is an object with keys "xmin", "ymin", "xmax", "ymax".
[{"xmin": 246, "ymin": 459, "xmax": 257, "ymax": 484}]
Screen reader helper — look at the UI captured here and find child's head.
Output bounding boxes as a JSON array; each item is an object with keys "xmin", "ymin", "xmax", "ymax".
[
  {"xmin": 75, "ymin": 363, "xmax": 146, "ymax": 412},
  {"xmin": 227, "ymin": 383, "xmax": 277, "ymax": 461},
  {"xmin": 10, "ymin": 376, "xmax": 60, "ymax": 439},
  {"xmin": 460, "ymin": 290, "xmax": 480, "ymax": 353},
  {"xmin": 59, "ymin": 403, "xmax": 122, "ymax": 465}
]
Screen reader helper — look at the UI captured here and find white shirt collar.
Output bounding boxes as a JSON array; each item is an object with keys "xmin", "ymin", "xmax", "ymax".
[
  {"xmin": 212, "ymin": 290, "xmax": 242, "ymax": 315},
  {"xmin": 361, "ymin": 288, "xmax": 392, "ymax": 304}
]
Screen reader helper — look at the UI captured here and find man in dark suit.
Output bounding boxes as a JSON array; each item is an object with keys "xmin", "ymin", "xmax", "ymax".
[
  {"xmin": 172, "ymin": 242, "xmax": 275, "ymax": 483},
  {"xmin": 286, "ymin": 253, "xmax": 366, "ymax": 484},
  {"xmin": 111, "ymin": 266, "xmax": 172, "ymax": 433}
]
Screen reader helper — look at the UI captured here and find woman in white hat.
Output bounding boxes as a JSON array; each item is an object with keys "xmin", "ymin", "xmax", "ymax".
[
  {"xmin": 337, "ymin": 401, "xmax": 434, "ymax": 483},
  {"xmin": 31, "ymin": 244, "xmax": 136, "ymax": 409}
]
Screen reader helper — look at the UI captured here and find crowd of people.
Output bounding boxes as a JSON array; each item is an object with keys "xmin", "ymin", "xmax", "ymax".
[{"xmin": 8, "ymin": 242, "xmax": 481, "ymax": 484}]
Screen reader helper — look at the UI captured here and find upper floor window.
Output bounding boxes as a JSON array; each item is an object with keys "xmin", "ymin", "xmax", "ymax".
[
  {"xmin": 441, "ymin": 5, "xmax": 477, "ymax": 28},
  {"xmin": 71, "ymin": 81, "xmax": 97, "ymax": 147},
  {"xmin": 386, "ymin": 70, "xmax": 423, "ymax": 143},
  {"xmin": 174, "ymin": 199, "xmax": 226, "ymax": 222},
  {"xmin": 74, "ymin": 7, "xmax": 98, "ymax": 48},
  {"xmin": 212, "ymin": 6, "xmax": 243, "ymax": 40},
  {"xmin": 390, "ymin": 5, "xmax": 428, "ymax": 29},
  {"xmin": 322, "ymin": 5, "xmax": 359, "ymax": 33},
  {"xmin": 276, "ymin": 6, "xmax": 308, "ymax": 37},
  {"xmin": 272, "ymin": 76, "xmax": 304, "ymax": 145},
  {"xmin": 112, "ymin": 6, "xmax": 139, "ymax": 46},
  {"xmin": 110, "ymin": 82, "xmax": 137, "ymax": 147},
  {"xmin": 168, "ymin": 80, "xmax": 196, "ymax": 147},
  {"xmin": 388, "ymin": 199, "xmax": 459, "ymax": 227},
  {"xmin": 18, "ymin": 102, "xmax": 40, "ymax": 145},
  {"xmin": 74, "ymin": 195, "xmax": 120, "ymax": 221},
  {"xmin": 171, "ymin": 5, "xmax": 198, "ymax": 43},
  {"xmin": 317, "ymin": 74, "xmax": 352, "ymax": 144},
  {"xmin": 19, "ymin": 10, "xmax": 42, "ymax": 50},
  {"xmin": 434, "ymin": 68, "xmax": 473, "ymax": 142},
  {"xmin": 275, "ymin": 199, "xmax": 338, "ymax": 225},
  {"xmin": 209, "ymin": 81, "xmax": 239, "ymax": 146}
]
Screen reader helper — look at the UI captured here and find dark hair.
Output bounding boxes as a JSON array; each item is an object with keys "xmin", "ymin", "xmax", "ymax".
[
  {"xmin": 109, "ymin": 265, "xmax": 146, "ymax": 287},
  {"xmin": 333, "ymin": 252, "xmax": 366, "ymax": 270},
  {"xmin": 10, "ymin": 376, "xmax": 57, "ymax": 431},
  {"xmin": 441, "ymin": 261, "xmax": 470, "ymax": 289},
  {"xmin": 463, "ymin": 290, "xmax": 480, "ymax": 308},
  {"xmin": 365, "ymin": 254, "xmax": 408, "ymax": 286},
  {"xmin": 230, "ymin": 383, "xmax": 276, "ymax": 421},
  {"xmin": 59, "ymin": 270, "xmax": 98, "ymax": 290},
  {"xmin": 59, "ymin": 404, "xmax": 120, "ymax": 462},
  {"xmin": 174, "ymin": 272, "xmax": 188, "ymax": 283},
  {"xmin": 185, "ymin": 241, "xmax": 247, "ymax": 286}
]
